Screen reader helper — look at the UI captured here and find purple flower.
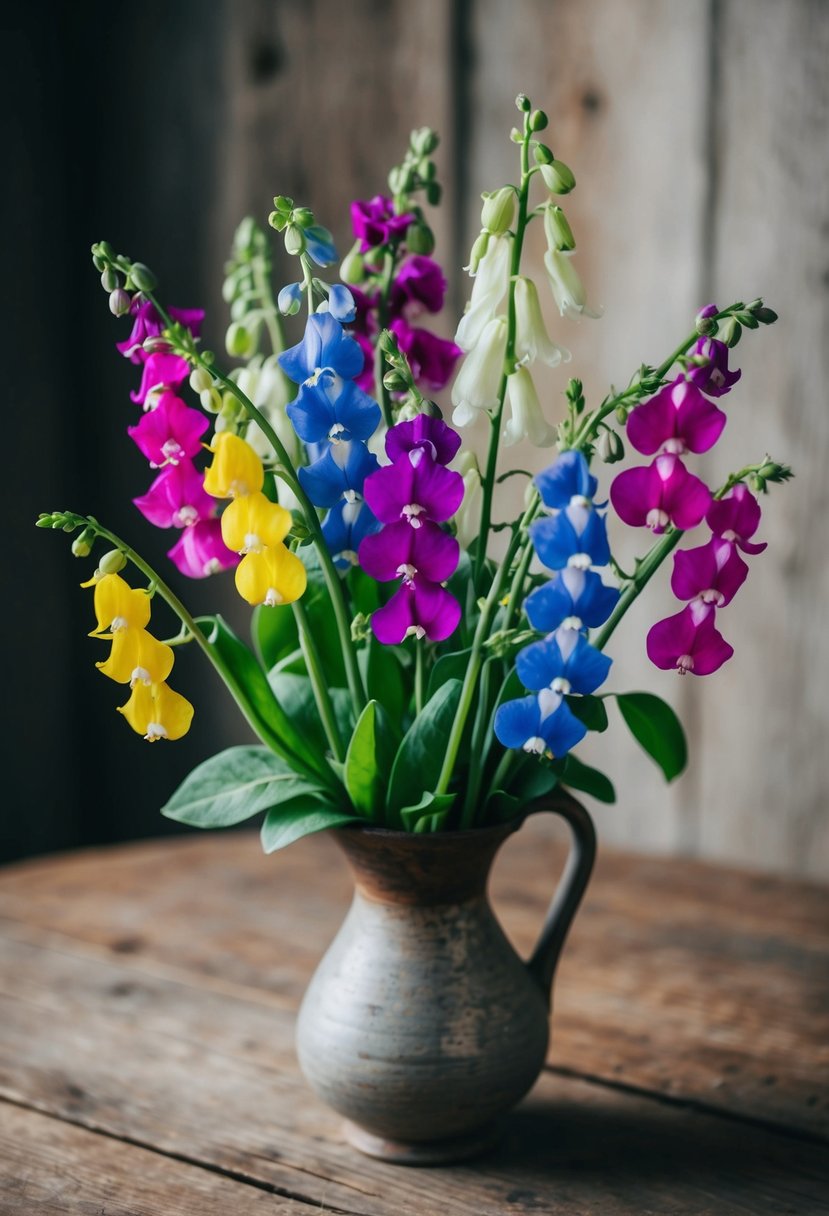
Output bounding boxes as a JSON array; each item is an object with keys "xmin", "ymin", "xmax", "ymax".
[
  {"xmin": 286, "ymin": 372, "xmax": 381, "ymax": 445},
  {"xmin": 706, "ymin": 484, "xmax": 767, "ymax": 555},
  {"xmin": 535, "ymin": 450, "xmax": 598, "ymax": 508},
  {"xmin": 127, "ymin": 391, "xmax": 209, "ymax": 467},
  {"xmin": 351, "ymin": 195, "xmax": 414, "ymax": 253},
  {"xmin": 688, "ymin": 335, "xmax": 741, "ymax": 398},
  {"xmin": 167, "ymin": 518, "xmax": 238, "ymax": 578},
  {"xmin": 129, "ymin": 352, "xmax": 190, "ymax": 406},
  {"xmin": 390, "ymin": 256, "xmax": 447, "ymax": 316},
  {"xmin": 389, "ymin": 319, "xmax": 462, "ymax": 392},
  {"xmin": 530, "ymin": 502, "xmax": 611, "ymax": 572},
  {"xmin": 116, "ymin": 300, "xmax": 204, "ymax": 365},
  {"xmin": 525, "ymin": 569, "xmax": 620, "ymax": 633},
  {"xmin": 359, "ymin": 520, "xmax": 459, "ymax": 583},
  {"xmin": 278, "ymin": 313, "xmax": 364, "ymax": 385},
  {"xmin": 516, "ymin": 626, "xmax": 612, "ymax": 696},
  {"xmin": 298, "ymin": 441, "xmax": 380, "ymax": 510},
  {"xmin": 671, "ymin": 537, "xmax": 748, "ymax": 607},
  {"xmin": 385, "ymin": 414, "xmax": 461, "ymax": 467},
  {"xmin": 133, "ymin": 459, "xmax": 215, "ymax": 529},
  {"xmin": 371, "ymin": 576, "xmax": 461, "ymax": 644},
  {"xmin": 494, "ymin": 690, "xmax": 588, "ymax": 757},
  {"xmin": 626, "ymin": 378, "xmax": 727, "ymax": 456},
  {"xmin": 647, "ymin": 601, "xmax": 734, "ymax": 676},
  {"xmin": 610, "ymin": 454, "xmax": 711, "ymax": 533},
  {"xmin": 363, "ymin": 446, "xmax": 464, "ymax": 527},
  {"xmin": 321, "ymin": 499, "xmax": 380, "ymax": 571}
]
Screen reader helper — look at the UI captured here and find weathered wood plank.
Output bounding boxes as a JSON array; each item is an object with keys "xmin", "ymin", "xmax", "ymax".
[
  {"xmin": 0, "ymin": 1101, "xmax": 312, "ymax": 1214},
  {"xmin": 0, "ymin": 928, "xmax": 827, "ymax": 1215},
  {"xmin": 0, "ymin": 828, "xmax": 826, "ymax": 1141}
]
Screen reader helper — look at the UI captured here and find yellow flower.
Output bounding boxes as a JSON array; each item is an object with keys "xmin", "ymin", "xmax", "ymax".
[
  {"xmin": 96, "ymin": 628, "xmax": 174, "ymax": 686},
  {"xmin": 118, "ymin": 681, "xmax": 194, "ymax": 741},
  {"xmin": 203, "ymin": 433, "xmax": 264, "ymax": 499},
  {"xmin": 235, "ymin": 544, "xmax": 307, "ymax": 607},
  {"xmin": 220, "ymin": 491, "xmax": 292, "ymax": 554},
  {"xmin": 89, "ymin": 573, "xmax": 151, "ymax": 637}
]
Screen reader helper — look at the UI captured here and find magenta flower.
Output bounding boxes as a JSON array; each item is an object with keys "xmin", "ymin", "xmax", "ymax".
[
  {"xmin": 385, "ymin": 414, "xmax": 461, "ymax": 466},
  {"xmin": 389, "ymin": 319, "xmax": 461, "ymax": 392},
  {"xmin": 626, "ymin": 378, "xmax": 726, "ymax": 456},
  {"xmin": 133, "ymin": 459, "xmax": 215, "ymax": 529},
  {"xmin": 390, "ymin": 256, "xmax": 447, "ymax": 316},
  {"xmin": 116, "ymin": 300, "xmax": 204, "ymax": 365},
  {"xmin": 167, "ymin": 518, "xmax": 238, "ymax": 578},
  {"xmin": 647, "ymin": 601, "xmax": 734, "ymax": 675},
  {"xmin": 671, "ymin": 537, "xmax": 748, "ymax": 607},
  {"xmin": 610, "ymin": 454, "xmax": 711, "ymax": 533},
  {"xmin": 351, "ymin": 195, "xmax": 414, "ymax": 253},
  {"xmin": 371, "ymin": 576, "xmax": 462, "ymax": 644},
  {"xmin": 707, "ymin": 484, "xmax": 767, "ymax": 554},
  {"xmin": 363, "ymin": 446, "xmax": 464, "ymax": 527},
  {"xmin": 359, "ymin": 520, "xmax": 459, "ymax": 583},
  {"xmin": 688, "ymin": 336, "xmax": 741, "ymax": 398},
  {"xmin": 127, "ymin": 391, "xmax": 209, "ymax": 467},
  {"xmin": 130, "ymin": 352, "xmax": 190, "ymax": 406}
]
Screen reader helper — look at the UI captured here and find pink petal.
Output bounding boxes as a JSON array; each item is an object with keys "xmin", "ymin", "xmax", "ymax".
[
  {"xmin": 672, "ymin": 380, "xmax": 727, "ymax": 453},
  {"xmin": 167, "ymin": 518, "xmax": 238, "ymax": 578},
  {"xmin": 609, "ymin": 464, "xmax": 660, "ymax": 527},
  {"xmin": 671, "ymin": 538, "xmax": 748, "ymax": 606},
  {"xmin": 658, "ymin": 455, "xmax": 711, "ymax": 529},
  {"xmin": 626, "ymin": 385, "xmax": 677, "ymax": 455},
  {"xmin": 647, "ymin": 603, "xmax": 733, "ymax": 675}
]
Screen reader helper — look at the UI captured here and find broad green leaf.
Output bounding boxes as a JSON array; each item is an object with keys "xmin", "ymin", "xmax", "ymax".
[
  {"xmin": 256, "ymin": 549, "xmax": 347, "ymax": 687},
  {"xmin": 345, "ymin": 700, "xmax": 380, "ymax": 816},
  {"xmin": 400, "ymin": 791, "xmax": 456, "ymax": 832},
  {"xmin": 426, "ymin": 648, "xmax": 471, "ymax": 702},
  {"xmin": 566, "ymin": 695, "xmax": 609, "ymax": 733},
  {"xmin": 251, "ymin": 602, "xmax": 298, "ymax": 672},
  {"xmin": 260, "ymin": 799, "xmax": 360, "ymax": 853},
  {"xmin": 553, "ymin": 753, "xmax": 616, "ymax": 803},
  {"xmin": 614, "ymin": 691, "xmax": 687, "ymax": 782},
  {"xmin": 161, "ymin": 745, "xmax": 327, "ymax": 828},
  {"xmin": 508, "ymin": 759, "xmax": 559, "ymax": 804},
  {"xmin": 486, "ymin": 790, "xmax": 522, "ymax": 823},
  {"xmin": 387, "ymin": 679, "xmax": 462, "ymax": 817},
  {"xmin": 348, "ymin": 566, "xmax": 382, "ymax": 617},
  {"xmin": 359, "ymin": 636, "xmax": 406, "ymax": 723},
  {"xmin": 269, "ymin": 673, "xmax": 354, "ymax": 760}
]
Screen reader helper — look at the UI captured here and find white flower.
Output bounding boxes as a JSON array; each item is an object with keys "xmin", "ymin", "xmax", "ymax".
[
  {"xmin": 514, "ymin": 276, "xmax": 571, "ymax": 367},
  {"xmin": 452, "ymin": 450, "xmax": 483, "ymax": 549},
  {"xmin": 451, "ymin": 316, "xmax": 508, "ymax": 426},
  {"xmin": 454, "ymin": 234, "xmax": 512, "ymax": 352},
  {"xmin": 502, "ymin": 367, "xmax": 556, "ymax": 448},
  {"xmin": 543, "ymin": 249, "xmax": 602, "ymax": 321}
]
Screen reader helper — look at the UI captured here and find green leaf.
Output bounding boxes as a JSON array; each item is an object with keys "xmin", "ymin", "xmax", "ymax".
[
  {"xmin": 614, "ymin": 691, "xmax": 687, "ymax": 782},
  {"xmin": 566, "ymin": 695, "xmax": 609, "ymax": 733},
  {"xmin": 508, "ymin": 759, "xmax": 559, "ymax": 803},
  {"xmin": 269, "ymin": 672, "xmax": 354, "ymax": 759},
  {"xmin": 400, "ymin": 791, "xmax": 456, "ymax": 832},
  {"xmin": 251, "ymin": 602, "xmax": 298, "ymax": 671},
  {"xmin": 161, "ymin": 746, "xmax": 328, "ymax": 828},
  {"xmin": 486, "ymin": 790, "xmax": 522, "ymax": 823},
  {"xmin": 359, "ymin": 636, "xmax": 406, "ymax": 723},
  {"xmin": 387, "ymin": 679, "xmax": 462, "ymax": 817},
  {"xmin": 345, "ymin": 700, "xmax": 381, "ymax": 817},
  {"xmin": 553, "ymin": 753, "xmax": 616, "ymax": 803},
  {"xmin": 426, "ymin": 648, "xmax": 471, "ymax": 702},
  {"xmin": 260, "ymin": 799, "xmax": 360, "ymax": 853}
]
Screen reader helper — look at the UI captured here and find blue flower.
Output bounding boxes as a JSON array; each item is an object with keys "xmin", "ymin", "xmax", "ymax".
[
  {"xmin": 286, "ymin": 372, "xmax": 381, "ymax": 445},
  {"xmin": 494, "ymin": 690, "xmax": 587, "ymax": 757},
  {"xmin": 327, "ymin": 284, "xmax": 357, "ymax": 324},
  {"xmin": 525, "ymin": 569, "xmax": 619, "ymax": 632},
  {"xmin": 321, "ymin": 498, "xmax": 380, "ymax": 569},
  {"xmin": 530, "ymin": 504, "xmax": 611, "ymax": 571},
  {"xmin": 278, "ymin": 313, "xmax": 364, "ymax": 384},
  {"xmin": 277, "ymin": 282, "xmax": 302, "ymax": 317},
  {"xmin": 298, "ymin": 440, "xmax": 380, "ymax": 509},
  {"xmin": 304, "ymin": 224, "xmax": 338, "ymax": 267},
  {"xmin": 516, "ymin": 626, "xmax": 612, "ymax": 695},
  {"xmin": 535, "ymin": 449, "xmax": 598, "ymax": 508}
]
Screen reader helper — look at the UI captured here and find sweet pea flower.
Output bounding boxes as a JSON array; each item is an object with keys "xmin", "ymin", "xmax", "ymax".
[
  {"xmin": 286, "ymin": 372, "xmax": 381, "ymax": 445},
  {"xmin": 706, "ymin": 484, "xmax": 767, "ymax": 554},
  {"xmin": 687, "ymin": 317, "xmax": 741, "ymax": 396},
  {"xmin": 203, "ymin": 433, "xmax": 264, "ymax": 499},
  {"xmin": 535, "ymin": 450, "xmax": 598, "ymax": 507},
  {"xmin": 304, "ymin": 224, "xmax": 337, "ymax": 267},
  {"xmin": 321, "ymin": 499, "xmax": 380, "ymax": 570},
  {"xmin": 133, "ymin": 459, "xmax": 216, "ymax": 529},
  {"xmin": 117, "ymin": 680, "xmax": 194, "ymax": 741},
  {"xmin": 235, "ymin": 544, "xmax": 307, "ymax": 608},
  {"xmin": 127, "ymin": 391, "xmax": 209, "ymax": 467},
  {"xmin": 359, "ymin": 519, "xmax": 459, "ymax": 583},
  {"xmin": 89, "ymin": 573, "xmax": 151, "ymax": 637},
  {"xmin": 530, "ymin": 498, "xmax": 611, "ymax": 571},
  {"xmin": 513, "ymin": 276, "xmax": 570, "ymax": 368},
  {"xmin": 278, "ymin": 312, "xmax": 364, "ymax": 384},
  {"xmin": 96, "ymin": 628, "xmax": 174, "ymax": 687},
  {"xmin": 116, "ymin": 300, "xmax": 204, "ymax": 364},
  {"xmin": 454, "ymin": 234, "xmax": 512, "ymax": 352},
  {"xmin": 363, "ymin": 445, "xmax": 464, "ymax": 527},
  {"xmin": 516, "ymin": 626, "xmax": 612, "ymax": 696},
  {"xmin": 525, "ymin": 568, "xmax": 619, "ymax": 633},
  {"xmin": 494, "ymin": 689, "xmax": 587, "ymax": 757},
  {"xmin": 167, "ymin": 519, "xmax": 239, "ymax": 578},
  {"xmin": 502, "ymin": 367, "xmax": 557, "ymax": 447},
  {"xmin": 626, "ymin": 378, "xmax": 726, "ymax": 456},
  {"xmin": 610, "ymin": 453, "xmax": 711, "ymax": 533},
  {"xmin": 543, "ymin": 249, "xmax": 601, "ymax": 321},
  {"xmin": 646, "ymin": 601, "xmax": 734, "ymax": 675},
  {"xmin": 220, "ymin": 492, "xmax": 292, "ymax": 554},
  {"xmin": 299, "ymin": 441, "xmax": 380, "ymax": 510},
  {"xmin": 390, "ymin": 256, "xmax": 447, "ymax": 317},
  {"xmin": 351, "ymin": 195, "xmax": 414, "ymax": 252},
  {"xmin": 385, "ymin": 414, "xmax": 461, "ymax": 466},
  {"xmin": 389, "ymin": 319, "xmax": 462, "ymax": 393},
  {"xmin": 129, "ymin": 352, "xmax": 190, "ymax": 406},
  {"xmin": 671, "ymin": 537, "xmax": 748, "ymax": 607},
  {"xmin": 451, "ymin": 316, "xmax": 508, "ymax": 426},
  {"xmin": 371, "ymin": 576, "xmax": 461, "ymax": 644},
  {"xmin": 326, "ymin": 284, "xmax": 357, "ymax": 323}
]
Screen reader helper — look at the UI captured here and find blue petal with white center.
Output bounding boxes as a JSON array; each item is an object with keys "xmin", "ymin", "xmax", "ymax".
[
  {"xmin": 534, "ymin": 449, "xmax": 598, "ymax": 508},
  {"xmin": 278, "ymin": 313, "xmax": 364, "ymax": 384},
  {"xmin": 516, "ymin": 628, "xmax": 612, "ymax": 695},
  {"xmin": 530, "ymin": 504, "xmax": 611, "ymax": 571},
  {"xmin": 298, "ymin": 440, "xmax": 380, "ymax": 509},
  {"xmin": 494, "ymin": 690, "xmax": 588, "ymax": 757},
  {"xmin": 287, "ymin": 372, "xmax": 382, "ymax": 445},
  {"xmin": 525, "ymin": 568, "xmax": 620, "ymax": 633}
]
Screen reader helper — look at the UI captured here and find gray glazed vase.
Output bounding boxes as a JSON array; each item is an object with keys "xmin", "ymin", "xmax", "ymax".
[{"xmin": 295, "ymin": 794, "xmax": 596, "ymax": 1165}]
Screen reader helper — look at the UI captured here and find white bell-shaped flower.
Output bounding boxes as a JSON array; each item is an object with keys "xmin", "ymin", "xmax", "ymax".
[
  {"xmin": 452, "ymin": 450, "xmax": 483, "ymax": 550},
  {"xmin": 454, "ymin": 234, "xmax": 512, "ymax": 352},
  {"xmin": 502, "ymin": 367, "xmax": 556, "ymax": 448},
  {"xmin": 451, "ymin": 316, "xmax": 508, "ymax": 426},
  {"xmin": 543, "ymin": 249, "xmax": 602, "ymax": 321},
  {"xmin": 514, "ymin": 276, "xmax": 571, "ymax": 367}
]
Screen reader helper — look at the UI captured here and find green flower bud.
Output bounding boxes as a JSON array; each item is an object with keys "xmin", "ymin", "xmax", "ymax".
[
  {"xmin": 417, "ymin": 158, "xmax": 437, "ymax": 182},
  {"xmin": 510, "ymin": 127, "xmax": 523, "ymax": 143},
  {"xmin": 220, "ymin": 394, "xmax": 242, "ymax": 423},
  {"xmin": 96, "ymin": 240, "xmax": 115, "ymax": 260},
  {"xmin": 272, "ymin": 195, "xmax": 293, "ymax": 213},
  {"xmin": 108, "ymin": 288, "xmax": 131, "ymax": 317},
  {"xmin": 101, "ymin": 267, "xmax": 119, "ymax": 292},
  {"xmin": 529, "ymin": 109, "xmax": 548, "ymax": 132},
  {"xmin": 189, "ymin": 367, "xmax": 213, "ymax": 393},
  {"xmin": 750, "ymin": 474, "xmax": 766, "ymax": 493},
  {"xmin": 695, "ymin": 311, "xmax": 718, "ymax": 336},
  {"xmin": 422, "ymin": 398, "xmax": 444, "ymax": 419},
  {"xmin": 99, "ymin": 549, "xmax": 127, "ymax": 575},
  {"xmin": 200, "ymin": 387, "xmax": 223, "ymax": 414},
  {"xmin": 351, "ymin": 612, "xmax": 372, "ymax": 642},
  {"xmin": 597, "ymin": 429, "xmax": 625, "ymax": 463},
  {"xmin": 616, "ymin": 405, "xmax": 629, "ymax": 425},
  {"xmin": 753, "ymin": 306, "xmax": 778, "ymax": 325},
  {"xmin": 377, "ymin": 330, "xmax": 399, "ymax": 357},
  {"xmin": 283, "ymin": 224, "xmax": 305, "ymax": 256},
  {"xmin": 130, "ymin": 263, "xmax": 157, "ymax": 292},
  {"xmin": 405, "ymin": 221, "xmax": 435, "ymax": 255},
  {"xmin": 539, "ymin": 159, "xmax": 576, "ymax": 194},
  {"xmin": 35, "ymin": 514, "xmax": 55, "ymax": 528},
  {"xmin": 544, "ymin": 205, "xmax": 576, "ymax": 252},
  {"xmin": 411, "ymin": 127, "xmax": 439, "ymax": 156},
  {"xmin": 735, "ymin": 310, "xmax": 759, "ymax": 329},
  {"xmin": 425, "ymin": 181, "xmax": 442, "ymax": 207},
  {"xmin": 718, "ymin": 317, "xmax": 742, "ymax": 348},
  {"xmin": 225, "ymin": 322, "xmax": 254, "ymax": 358},
  {"xmin": 291, "ymin": 207, "xmax": 314, "ymax": 229},
  {"xmin": 268, "ymin": 209, "xmax": 287, "ymax": 232},
  {"xmin": 466, "ymin": 229, "xmax": 490, "ymax": 275},
  {"xmin": 533, "ymin": 142, "xmax": 554, "ymax": 165},
  {"xmin": 388, "ymin": 165, "xmax": 410, "ymax": 196},
  {"xmin": 515, "ymin": 93, "xmax": 531, "ymax": 112},
  {"xmin": 758, "ymin": 460, "xmax": 793, "ymax": 484},
  {"xmin": 340, "ymin": 243, "xmax": 366, "ymax": 285},
  {"xmin": 383, "ymin": 370, "xmax": 410, "ymax": 393},
  {"xmin": 481, "ymin": 187, "xmax": 516, "ymax": 236},
  {"xmin": 71, "ymin": 529, "xmax": 95, "ymax": 558},
  {"xmin": 92, "ymin": 254, "xmax": 107, "ymax": 272}
]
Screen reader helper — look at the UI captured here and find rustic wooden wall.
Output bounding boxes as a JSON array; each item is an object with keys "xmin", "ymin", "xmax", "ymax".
[{"xmin": 7, "ymin": 0, "xmax": 827, "ymax": 876}]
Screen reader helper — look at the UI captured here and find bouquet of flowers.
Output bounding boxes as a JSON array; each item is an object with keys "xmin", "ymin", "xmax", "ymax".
[{"xmin": 37, "ymin": 94, "xmax": 790, "ymax": 849}]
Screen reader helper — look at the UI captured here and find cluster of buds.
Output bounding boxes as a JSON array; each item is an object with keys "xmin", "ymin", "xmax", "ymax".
[
  {"xmin": 92, "ymin": 240, "xmax": 158, "ymax": 318},
  {"xmin": 267, "ymin": 197, "xmax": 337, "ymax": 267}
]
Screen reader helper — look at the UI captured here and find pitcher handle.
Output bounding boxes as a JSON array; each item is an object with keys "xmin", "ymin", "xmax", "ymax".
[{"xmin": 523, "ymin": 793, "xmax": 596, "ymax": 1004}]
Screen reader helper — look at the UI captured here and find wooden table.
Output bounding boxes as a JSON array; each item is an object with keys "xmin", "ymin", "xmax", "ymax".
[{"xmin": 1, "ymin": 818, "xmax": 827, "ymax": 1214}]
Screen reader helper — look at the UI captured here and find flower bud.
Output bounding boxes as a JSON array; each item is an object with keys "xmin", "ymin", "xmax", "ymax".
[
  {"xmin": 268, "ymin": 209, "xmax": 287, "ymax": 232},
  {"xmin": 99, "ymin": 549, "xmax": 127, "ymax": 575},
  {"xmin": 220, "ymin": 394, "xmax": 242, "ymax": 424},
  {"xmin": 465, "ymin": 229, "xmax": 490, "ymax": 275},
  {"xmin": 598, "ymin": 429, "xmax": 625, "ymax": 463},
  {"xmin": 109, "ymin": 288, "xmax": 131, "ymax": 317},
  {"xmin": 405, "ymin": 221, "xmax": 435, "ymax": 255},
  {"xmin": 510, "ymin": 127, "xmax": 523, "ymax": 143},
  {"xmin": 388, "ymin": 165, "xmax": 409, "ymax": 196},
  {"xmin": 101, "ymin": 267, "xmax": 119, "ymax": 292},
  {"xmin": 533, "ymin": 143, "xmax": 554, "ymax": 165},
  {"xmin": 758, "ymin": 460, "xmax": 792, "ymax": 484},
  {"xmin": 515, "ymin": 93, "xmax": 531, "ymax": 112},
  {"xmin": 340, "ymin": 243, "xmax": 366, "ymax": 285},
  {"xmin": 616, "ymin": 405, "xmax": 629, "ymax": 425},
  {"xmin": 200, "ymin": 387, "xmax": 223, "ymax": 414},
  {"xmin": 71, "ymin": 529, "xmax": 95, "ymax": 558},
  {"xmin": 92, "ymin": 254, "xmax": 107, "ymax": 272},
  {"xmin": 96, "ymin": 240, "xmax": 115, "ymax": 261},
  {"xmin": 291, "ymin": 207, "xmax": 314, "ymax": 229},
  {"xmin": 752, "ymin": 305, "xmax": 778, "ymax": 325},
  {"xmin": 529, "ymin": 109, "xmax": 548, "ymax": 131},
  {"xmin": 695, "ymin": 311, "xmax": 718, "ymax": 336},
  {"xmin": 130, "ymin": 263, "xmax": 157, "ymax": 292},
  {"xmin": 283, "ymin": 224, "xmax": 305, "ymax": 256},
  {"xmin": 425, "ymin": 181, "xmax": 442, "ymax": 207},
  {"xmin": 418, "ymin": 158, "xmax": 437, "ymax": 181},
  {"xmin": 750, "ymin": 474, "xmax": 766, "ymax": 493},
  {"xmin": 411, "ymin": 127, "xmax": 439, "ymax": 156},
  {"xmin": 735, "ymin": 310, "xmax": 759, "ymax": 329},
  {"xmin": 277, "ymin": 282, "xmax": 303, "ymax": 316},
  {"xmin": 481, "ymin": 187, "xmax": 516, "ymax": 236},
  {"xmin": 383, "ymin": 369, "xmax": 410, "ymax": 393},
  {"xmin": 226, "ymin": 322, "xmax": 254, "ymax": 358},
  {"xmin": 544, "ymin": 205, "xmax": 576, "ymax": 252},
  {"xmin": 718, "ymin": 317, "xmax": 742, "ymax": 348},
  {"xmin": 189, "ymin": 367, "xmax": 213, "ymax": 394},
  {"xmin": 539, "ymin": 160, "xmax": 576, "ymax": 194}
]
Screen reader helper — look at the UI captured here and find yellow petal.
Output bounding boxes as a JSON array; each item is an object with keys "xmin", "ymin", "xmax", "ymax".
[
  {"xmin": 117, "ymin": 681, "xmax": 194, "ymax": 741},
  {"xmin": 220, "ymin": 492, "xmax": 292, "ymax": 553},
  {"xmin": 203, "ymin": 432, "xmax": 264, "ymax": 499},
  {"xmin": 90, "ymin": 574, "xmax": 151, "ymax": 637},
  {"xmin": 235, "ymin": 545, "xmax": 307, "ymax": 607},
  {"xmin": 96, "ymin": 628, "xmax": 174, "ymax": 685}
]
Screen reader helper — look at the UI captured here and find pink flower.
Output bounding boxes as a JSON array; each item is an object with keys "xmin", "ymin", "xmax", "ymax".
[
  {"xmin": 626, "ymin": 378, "xmax": 726, "ymax": 456},
  {"xmin": 610, "ymin": 454, "xmax": 711, "ymax": 533},
  {"xmin": 117, "ymin": 299, "xmax": 204, "ymax": 365},
  {"xmin": 130, "ymin": 352, "xmax": 190, "ymax": 406},
  {"xmin": 647, "ymin": 601, "xmax": 734, "ymax": 675},
  {"xmin": 389, "ymin": 319, "xmax": 461, "ymax": 392},
  {"xmin": 127, "ymin": 391, "xmax": 209, "ymax": 467},
  {"xmin": 371, "ymin": 576, "xmax": 462, "ymax": 644},
  {"xmin": 167, "ymin": 518, "xmax": 238, "ymax": 578},
  {"xmin": 390, "ymin": 256, "xmax": 447, "ymax": 317},
  {"xmin": 351, "ymin": 196, "xmax": 414, "ymax": 253},
  {"xmin": 133, "ymin": 459, "xmax": 216, "ymax": 529},
  {"xmin": 671, "ymin": 537, "xmax": 748, "ymax": 607},
  {"xmin": 706, "ymin": 484, "xmax": 767, "ymax": 554},
  {"xmin": 687, "ymin": 335, "xmax": 741, "ymax": 398}
]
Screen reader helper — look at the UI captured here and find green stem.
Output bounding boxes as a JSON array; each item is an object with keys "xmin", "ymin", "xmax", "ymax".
[
  {"xmin": 592, "ymin": 529, "xmax": 683, "ymax": 652},
  {"xmin": 490, "ymin": 747, "xmax": 516, "ymax": 795},
  {"xmin": 249, "ymin": 254, "xmax": 295, "ymax": 404},
  {"xmin": 460, "ymin": 656, "xmax": 496, "ymax": 820},
  {"xmin": 414, "ymin": 643, "xmax": 425, "ymax": 717},
  {"xmin": 292, "ymin": 597, "xmax": 344, "ymax": 762},
  {"xmin": 501, "ymin": 490, "xmax": 542, "ymax": 631},
  {"xmin": 375, "ymin": 251, "xmax": 397, "ymax": 429}
]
